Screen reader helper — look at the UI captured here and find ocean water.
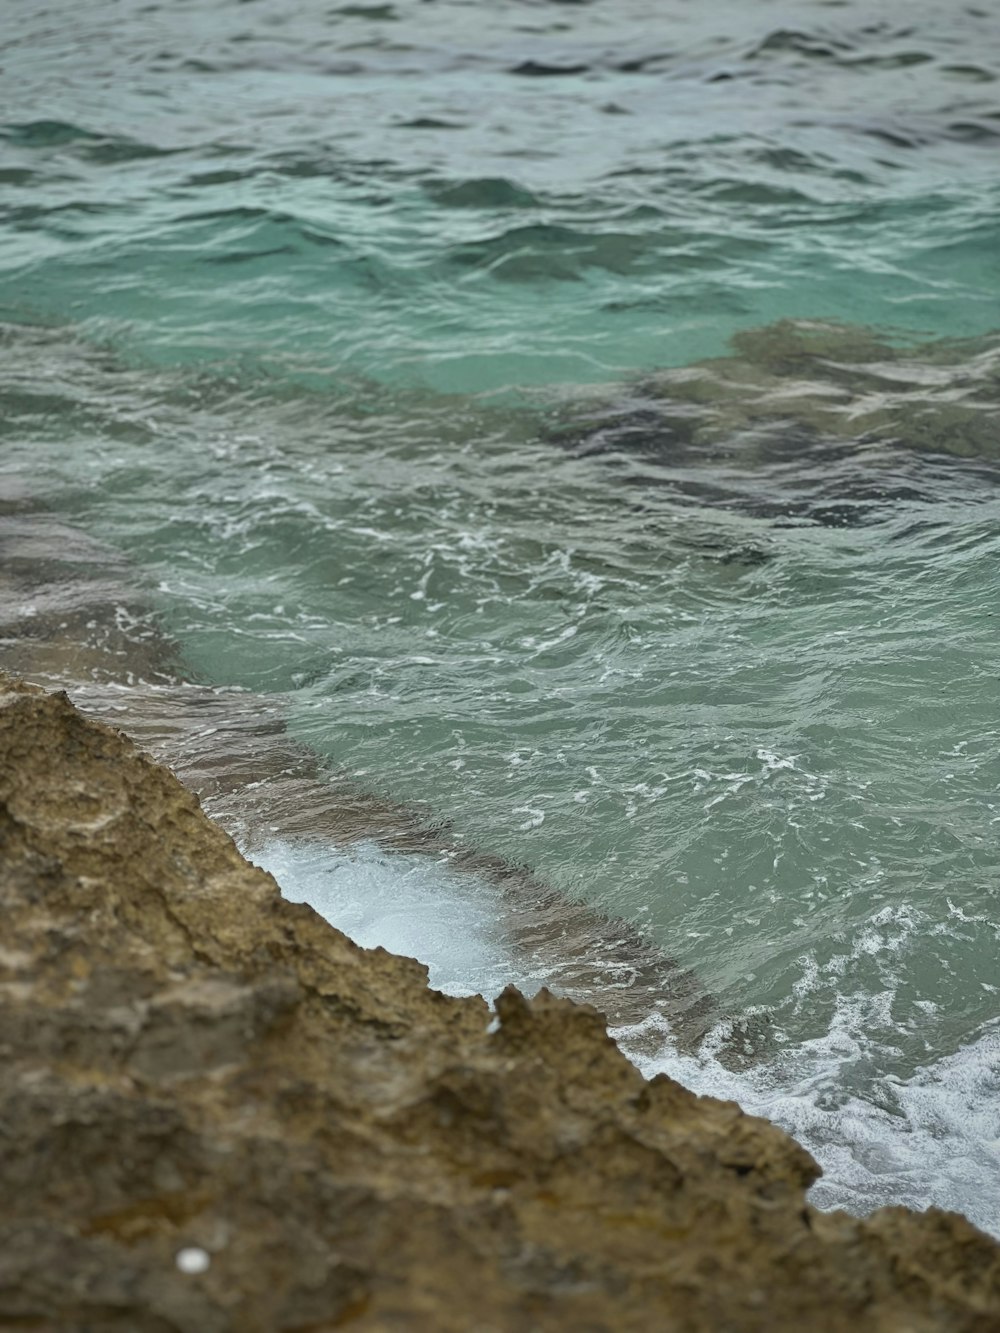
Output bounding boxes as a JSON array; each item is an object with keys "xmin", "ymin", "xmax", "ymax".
[{"xmin": 3, "ymin": 0, "xmax": 1000, "ymax": 1235}]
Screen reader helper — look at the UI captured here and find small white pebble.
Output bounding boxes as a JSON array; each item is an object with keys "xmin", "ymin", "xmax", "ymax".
[{"xmin": 176, "ymin": 1247, "xmax": 210, "ymax": 1275}]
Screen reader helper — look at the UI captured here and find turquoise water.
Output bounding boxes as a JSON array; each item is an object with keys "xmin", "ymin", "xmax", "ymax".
[{"xmin": 3, "ymin": 0, "xmax": 1000, "ymax": 1232}]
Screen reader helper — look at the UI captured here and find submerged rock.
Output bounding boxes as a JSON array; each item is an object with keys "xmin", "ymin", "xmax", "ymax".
[
  {"xmin": 647, "ymin": 320, "xmax": 1000, "ymax": 462},
  {"xmin": 2, "ymin": 674, "xmax": 999, "ymax": 1331},
  {"xmin": 554, "ymin": 320, "xmax": 1000, "ymax": 530}
]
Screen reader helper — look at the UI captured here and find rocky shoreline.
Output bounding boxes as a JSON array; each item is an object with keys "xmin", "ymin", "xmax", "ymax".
[{"xmin": 3, "ymin": 672, "xmax": 999, "ymax": 1331}]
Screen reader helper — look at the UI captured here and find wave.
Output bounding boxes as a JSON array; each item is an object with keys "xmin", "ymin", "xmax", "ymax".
[
  {"xmin": 1, "ymin": 119, "xmax": 177, "ymax": 163},
  {"xmin": 623, "ymin": 1003, "xmax": 1000, "ymax": 1238}
]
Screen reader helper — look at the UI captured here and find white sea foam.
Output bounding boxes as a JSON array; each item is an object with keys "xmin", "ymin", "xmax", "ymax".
[
  {"xmin": 257, "ymin": 837, "xmax": 1000, "ymax": 1240},
  {"xmin": 623, "ymin": 1009, "xmax": 1000, "ymax": 1239},
  {"xmin": 254, "ymin": 837, "xmax": 518, "ymax": 1000}
]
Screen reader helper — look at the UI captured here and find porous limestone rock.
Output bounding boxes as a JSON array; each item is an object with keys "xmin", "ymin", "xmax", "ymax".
[{"xmin": 2, "ymin": 674, "xmax": 999, "ymax": 1331}]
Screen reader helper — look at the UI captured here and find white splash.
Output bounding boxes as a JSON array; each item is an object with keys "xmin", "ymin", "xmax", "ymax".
[{"xmin": 256, "ymin": 836, "xmax": 1000, "ymax": 1240}]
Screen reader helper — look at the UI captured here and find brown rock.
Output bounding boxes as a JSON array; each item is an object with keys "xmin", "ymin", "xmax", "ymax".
[{"xmin": 2, "ymin": 674, "xmax": 999, "ymax": 1331}]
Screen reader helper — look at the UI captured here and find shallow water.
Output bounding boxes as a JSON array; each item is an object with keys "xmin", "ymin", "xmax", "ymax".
[{"xmin": 3, "ymin": 0, "xmax": 1000, "ymax": 1235}]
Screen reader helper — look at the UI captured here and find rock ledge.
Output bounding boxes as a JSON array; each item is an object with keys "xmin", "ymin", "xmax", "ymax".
[{"xmin": 2, "ymin": 675, "xmax": 998, "ymax": 1331}]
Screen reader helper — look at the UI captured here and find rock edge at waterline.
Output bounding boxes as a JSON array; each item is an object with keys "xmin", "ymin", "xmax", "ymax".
[{"xmin": 2, "ymin": 673, "xmax": 998, "ymax": 1332}]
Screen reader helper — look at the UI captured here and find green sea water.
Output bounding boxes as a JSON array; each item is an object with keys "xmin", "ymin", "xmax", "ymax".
[{"xmin": 3, "ymin": 0, "xmax": 1000, "ymax": 1232}]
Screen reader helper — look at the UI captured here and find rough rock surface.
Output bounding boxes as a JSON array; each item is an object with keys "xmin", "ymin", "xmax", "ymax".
[{"xmin": 2, "ymin": 675, "xmax": 999, "ymax": 1332}]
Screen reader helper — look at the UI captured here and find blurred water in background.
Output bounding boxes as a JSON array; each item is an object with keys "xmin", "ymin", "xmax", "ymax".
[{"xmin": 2, "ymin": 0, "xmax": 1000, "ymax": 1232}]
